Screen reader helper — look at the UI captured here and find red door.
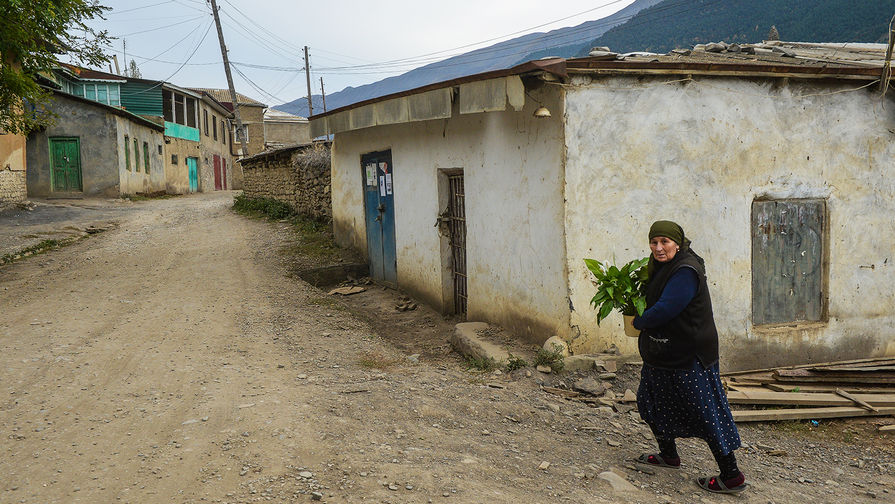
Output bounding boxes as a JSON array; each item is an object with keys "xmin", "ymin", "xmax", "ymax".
[
  {"xmin": 213, "ymin": 155, "xmax": 222, "ymax": 190},
  {"xmin": 222, "ymin": 158, "xmax": 227, "ymax": 189}
]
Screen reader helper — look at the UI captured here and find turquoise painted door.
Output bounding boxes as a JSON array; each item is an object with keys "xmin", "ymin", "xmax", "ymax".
[
  {"xmin": 49, "ymin": 137, "xmax": 82, "ymax": 192},
  {"xmin": 187, "ymin": 157, "xmax": 198, "ymax": 192}
]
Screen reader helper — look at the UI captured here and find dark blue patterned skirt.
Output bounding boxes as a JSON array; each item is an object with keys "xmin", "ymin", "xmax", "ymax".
[{"xmin": 637, "ymin": 359, "xmax": 741, "ymax": 456}]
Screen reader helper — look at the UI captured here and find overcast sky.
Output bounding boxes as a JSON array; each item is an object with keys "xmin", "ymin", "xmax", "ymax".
[{"xmin": 83, "ymin": 0, "xmax": 636, "ymax": 106}]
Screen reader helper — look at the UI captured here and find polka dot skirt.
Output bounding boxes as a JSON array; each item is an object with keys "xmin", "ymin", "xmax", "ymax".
[{"xmin": 637, "ymin": 359, "xmax": 742, "ymax": 456}]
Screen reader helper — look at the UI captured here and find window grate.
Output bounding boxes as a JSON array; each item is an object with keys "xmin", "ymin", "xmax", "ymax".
[{"xmin": 448, "ymin": 174, "xmax": 467, "ymax": 315}]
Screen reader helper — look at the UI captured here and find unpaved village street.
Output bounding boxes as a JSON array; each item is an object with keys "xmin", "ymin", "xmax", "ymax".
[{"xmin": 1, "ymin": 192, "xmax": 893, "ymax": 504}]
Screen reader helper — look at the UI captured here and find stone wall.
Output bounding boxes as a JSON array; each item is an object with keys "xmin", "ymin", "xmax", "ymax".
[
  {"xmin": 0, "ymin": 133, "xmax": 27, "ymax": 204},
  {"xmin": 241, "ymin": 143, "xmax": 331, "ymax": 221}
]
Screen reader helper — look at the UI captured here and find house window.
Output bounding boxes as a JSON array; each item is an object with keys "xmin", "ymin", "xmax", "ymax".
[
  {"xmin": 171, "ymin": 154, "xmax": 178, "ymax": 165},
  {"xmin": 186, "ymin": 97, "xmax": 197, "ymax": 128},
  {"xmin": 158, "ymin": 144, "xmax": 163, "ymax": 155},
  {"xmin": 109, "ymin": 86, "xmax": 120, "ymax": 107},
  {"xmin": 221, "ymin": 119, "xmax": 226, "ymax": 144},
  {"xmin": 751, "ymin": 199, "xmax": 826, "ymax": 325},
  {"xmin": 174, "ymin": 93, "xmax": 184, "ymax": 124},
  {"xmin": 203, "ymin": 109, "xmax": 209, "ymax": 136},
  {"xmin": 143, "ymin": 142, "xmax": 150, "ymax": 173},
  {"xmin": 85, "ymin": 84, "xmax": 97, "ymax": 101},
  {"xmin": 163, "ymin": 90, "xmax": 173, "ymax": 122},
  {"xmin": 212, "ymin": 115, "xmax": 217, "ymax": 141},
  {"xmin": 124, "ymin": 135, "xmax": 130, "ymax": 170},
  {"xmin": 134, "ymin": 138, "xmax": 140, "ymax": 172}
]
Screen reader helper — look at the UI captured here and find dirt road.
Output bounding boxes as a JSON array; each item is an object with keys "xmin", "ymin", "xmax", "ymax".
[{"xmin": 1, "ymin": 192, "xmax": 893, "ymax": 504}]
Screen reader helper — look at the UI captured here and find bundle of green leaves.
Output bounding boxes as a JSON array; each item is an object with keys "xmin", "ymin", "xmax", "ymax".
[{"xmin": 585, "ymin": 257, "xmax": 649, "ymax": 324}]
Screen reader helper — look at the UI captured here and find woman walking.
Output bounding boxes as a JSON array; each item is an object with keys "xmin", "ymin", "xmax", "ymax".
[{"xmin": 632, "ymin": 220, "xmax": 747, "ymax": 494}]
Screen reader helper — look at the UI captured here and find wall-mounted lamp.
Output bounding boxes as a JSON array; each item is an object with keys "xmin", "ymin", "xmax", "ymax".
[{"xmin": 533, "ymin": 106, "xmax": 551, "ymax": 118}]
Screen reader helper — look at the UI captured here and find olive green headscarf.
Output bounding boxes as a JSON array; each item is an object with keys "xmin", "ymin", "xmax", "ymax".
[{"xmin": 646, "ymin": 220, "xmax": 692, "ymax": 279}]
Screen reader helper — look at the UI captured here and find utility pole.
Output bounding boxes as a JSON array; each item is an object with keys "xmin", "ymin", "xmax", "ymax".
[
  {"xmin": 304, "ymin": 46, "xmax": 313, "ymax": 117},
  {"xmin": 319, "ymin": 77, "xmax": 326, "ymax": 113},
  {"xmin": 209, "ymin": 0, "xmax": 249, "ymax": 158}
]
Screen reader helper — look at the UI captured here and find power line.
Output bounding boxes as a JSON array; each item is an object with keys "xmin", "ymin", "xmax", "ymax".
[
  {"xmin": 107, "ymin": 0, "xmax": 176, "ymax": 15},
  {"xmin": 117, "ymin": 15, "xmax": 207, "ymax": 37},
  {"xmin": 122, "ymin": 19, "xmax": 216, "ymax": 95}
]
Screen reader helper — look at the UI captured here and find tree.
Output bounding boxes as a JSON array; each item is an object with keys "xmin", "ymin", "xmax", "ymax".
[
  {"xmin": 767, "ymin": 25, "xmax": 780, "ymax": 41},
  {"xmin": 127, "ymin": 59, "xmax": 142, "ymax": 79},
  {"xmin": 0, "ymin": 0, "xmax": 111, "ymax": 134}
]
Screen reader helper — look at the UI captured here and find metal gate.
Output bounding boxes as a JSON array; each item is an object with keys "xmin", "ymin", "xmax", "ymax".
[{"xmin": 447, "ymin": 174, "xmax": 467, "ymax": 315}]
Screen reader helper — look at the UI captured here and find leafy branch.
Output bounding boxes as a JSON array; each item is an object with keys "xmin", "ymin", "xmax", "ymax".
[{"xmin": 585, "ymin": 257, "xmax": 649, "ymax": 325}]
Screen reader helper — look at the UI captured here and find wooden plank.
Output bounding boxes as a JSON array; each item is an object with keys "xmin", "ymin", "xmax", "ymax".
[
  {"xmin": 834, "ymin": 389, "xmax": 879, "ymax": 412},
  {"xmin": 732, "ymin": 406, "xmax": 895, "ymax": 422},
  {"xmin": 726, "ymin": 390, "xmax": 895, "ymax": 407},
  {"xmin": 765, "ymin": 383, "xmax": 895, "ymax": 393},
  {"xmin": 812, "ymin": 365, "xmax": 895, "ymax": 373},
  {"xmin": 774, "ymin": 369, "xmax": 895, "ymax": 384},
  {"xmin": 722, "ymin": 357, "xmax": 895, "ymax": 377}
]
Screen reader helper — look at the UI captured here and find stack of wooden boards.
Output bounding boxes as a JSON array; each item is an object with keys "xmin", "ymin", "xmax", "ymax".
[{"xmin": 722, "ymin": 357, "xmax": 895, "ymax": 422}]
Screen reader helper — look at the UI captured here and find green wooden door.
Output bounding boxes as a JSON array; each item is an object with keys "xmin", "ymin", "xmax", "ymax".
[{"xmin": 49, "ymin": 138, "xmax": 82, "ymax": 192}]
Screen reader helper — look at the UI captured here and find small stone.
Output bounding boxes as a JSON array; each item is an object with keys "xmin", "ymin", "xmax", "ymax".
[
  {"xmin": 299, "ymin": 471, "xmax": 313, "ymax": 479},
  {"xmin": 182, "ymin": 419, "xmax": 199, "ymax": 425},
  {"xmin": 388, "ymin": 484, "xmax": 398, "ymax": 491},
  {"xmin": 598, "ymin": 372, "xmax": 617, "ymax": 380},
  {"xmin": 443, "ymin": 492, "xmax": 450, "ymax": 497},
  {"xmin": 237, "ymin": 403, "xmax": 255, "ymax": 409},
  {"xmin": 405, "ymin": 485, "xmax": 413, "ymax": 490},
  {"xmin": 598, "ymin": 471, "xmax": 637, "ymax": 492},
  {"xmin": 536, "ymin": 365, "xmax": 552, "ymax": 374},
  {"xmin": 525, "ymin": 370, "xmax": 532, "ymax": 377},
  {"xmin": 407, "ymin": 354, "xmax": 420, "ymax": 363},
  {"xmin": 607, "ymin": 439, "xmax": 621, "ymax": 447},
  {"xmin": 311, "ymin": 491, "xmax": 323, "ymax": 500},
  {"xmin": 359, "ymin": 472, "xmax": 368, "ymax": 477},
  {"xmin": 297, "ymin": 374, "xmax": 308, "ymax": 379},
  {"xmin": 538, "ymin": 461, "xmax": 551, "ymax": 471},
  {"xmin": 201, "ymin": 416, "xmax": 209, "ymax": 422},
  {"xmin": 622, "ymin": 389, "xmax": 637, "ymax": 402}
]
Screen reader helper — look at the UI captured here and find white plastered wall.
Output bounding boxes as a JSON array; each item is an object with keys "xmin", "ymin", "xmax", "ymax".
[
  {"xmin": 331, "ymin": 86, "xmax": 570, "ymax": 342},
  {"xmin": 564, "ymin": 74, "xmax": 895, "ymax": 370}
]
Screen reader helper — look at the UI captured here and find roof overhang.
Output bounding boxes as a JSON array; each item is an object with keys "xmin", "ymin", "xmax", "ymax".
[{"xmin": 309, "ymin": 58, "xmax": 566, "ymax": 137}]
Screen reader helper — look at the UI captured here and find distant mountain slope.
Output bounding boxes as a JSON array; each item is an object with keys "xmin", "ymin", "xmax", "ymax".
[
  {"xmin": 576, "ymin": 0, "xmax": 895, "ymax": 55},
  {"xmin": 275, "ymin": 0, "xmax": 663, "ymax": 117}
]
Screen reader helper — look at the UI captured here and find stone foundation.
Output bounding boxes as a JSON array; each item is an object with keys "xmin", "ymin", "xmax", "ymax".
[{"xmin": 241, "ymin": 143, "xmax": 331, "ymax": 221}]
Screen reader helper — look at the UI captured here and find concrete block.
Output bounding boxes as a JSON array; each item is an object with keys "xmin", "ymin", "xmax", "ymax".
[
  {"xmin": 451, "ymin": 322, "xmax": 509, "ymax": 363},
  {"xmin": 563, "ymin": 355, "xmax": 598, "ymax": 372}
]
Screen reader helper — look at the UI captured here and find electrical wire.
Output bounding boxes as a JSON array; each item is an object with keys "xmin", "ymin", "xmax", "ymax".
[
  {"xmin": 116, "ymin": 15, "xmax": 207, "ymax": 37},
  {"xmin": 107, "ymin": 0, "xmax": 176, "ymax": 15},
  {"xmin": 122, "ymin": 19, "xmax": 216, "ymax": 95}
]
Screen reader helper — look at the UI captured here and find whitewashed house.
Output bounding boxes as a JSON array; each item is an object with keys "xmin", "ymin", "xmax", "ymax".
[{"xmin": 310, "ymin": 43, "xmax": 895, "ymax": 370}]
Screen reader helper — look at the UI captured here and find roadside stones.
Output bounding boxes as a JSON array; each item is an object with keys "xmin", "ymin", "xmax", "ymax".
[
  {"xmin": 538, "ymin": 461, "xmax": 551, "ymax": 471},
  {"xmin": 299, "ymin": 471, "xmax": 313, "ymax": 479},
  {"xmin": 542, "ymin": 336, "xmax": 569, "ymax": 357},
  {"xmin": 311, "ymin": 491, "xmax": 323, "ymax": 500},
  {"xmin": 563, "ymin": 355, "xmax": 597, "ymax": 372},
  {"xmin": 573, "ymin": 377, "xmax": 605, "ymax": 396},
  {"xmin": 598, "ymin": 470, "xmax": 638, "ymax": 492},
  {"xmin": 536, "ymin": 365, "xmax": 552, "ymax": 374},
  {"xmin": 451, "ymin": 322, "xmax": 509, "ymax": 365}
]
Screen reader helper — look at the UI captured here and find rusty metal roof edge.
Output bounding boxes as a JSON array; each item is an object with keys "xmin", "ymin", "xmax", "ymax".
[
  {"xmin": 309, "ymin": 58, "xmax": 567, "ymax": 121},
  {"xmin": 564, "ymin": 58, "xmax": 884, "ymax": 79}
]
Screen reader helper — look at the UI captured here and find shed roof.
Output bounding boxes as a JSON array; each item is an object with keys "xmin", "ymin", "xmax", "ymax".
[
  {"xmin": 56, "ymin": 62, "xmax": 127, "ymax": 83},
  {"xmin": 311, "ymin": 41, "xmax": 890, "ymax": 127},
  {"xmin": 264, "ymin": 108, "xmax": 308, "ymax": 122},
  {"xmin": 190, "ymin": 88, "xmax": 267, "ymax": 108}
]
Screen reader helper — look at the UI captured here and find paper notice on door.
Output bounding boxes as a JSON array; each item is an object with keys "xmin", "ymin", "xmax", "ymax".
[
  {"xmin": 385, "ymin": 173, "xmax": 393, "ymax": 195},
  {"xmin": 379, "ymin": 176, "xmax": 386, "ymax": 197},
  {"xmin": 365, "ymin": 164, "xmax": 376, "ymax": 186}
]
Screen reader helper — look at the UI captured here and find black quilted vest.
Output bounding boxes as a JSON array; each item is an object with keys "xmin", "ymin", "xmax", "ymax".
[{"xmin": 638, "ymin": 249, "xmax": 719, "ymax": 369}]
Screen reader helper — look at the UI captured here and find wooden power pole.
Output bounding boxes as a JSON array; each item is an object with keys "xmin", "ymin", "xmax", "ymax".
[
  {"xmin": 209, "ymin": 0, "xmax": 249, "ymax": 158},
  {"xmin": 304, "ymin": 46, "xmax": 313, "ymax": 117},
  {"xmin": 320, "ymin": 77, "xmax": 326, "ymax": 113}
]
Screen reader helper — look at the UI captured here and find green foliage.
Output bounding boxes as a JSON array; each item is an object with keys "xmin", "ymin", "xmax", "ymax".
[
  {"xmin": 465, "ymin": 355, "xmax": 499, "ymax": 372},
  {"xmin": 0, "ymin": 0, "xmax": 112, "ymax": 134},
  {"xmin": 576, "ymin": 0, "xmax": 895, "ymax": 56},
  {"xmin": 504, "ymin": 354, "xmax": 529, "ymax": 372},
  {"xmin": 534, "ymin": 343, "xmax": 565, "ymax": 373},
  {"xmin": 585, "ymin": 256, "xmax": 649, "ymax": 325},
  {"xmin": 1, "ymin": 238, "xmax": 61, "ymax": 265},
  {"xmin": 233, "ymin": 195, "xmax": 295, "ymax": 220}
]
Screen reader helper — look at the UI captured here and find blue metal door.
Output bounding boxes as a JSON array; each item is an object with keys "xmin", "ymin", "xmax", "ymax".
[
  {"xmin": 187, "ymin": 157, "xmax": 199, "ymax": 192},
  {"xmin": 361, "ymin": 150, "xmax": 397, "ymax": 286}
]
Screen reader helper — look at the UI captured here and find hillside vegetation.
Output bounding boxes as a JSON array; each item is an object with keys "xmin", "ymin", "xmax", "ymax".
[{"xmin": 577, "ymin": 0, "xmax": 895, "ymax": 55}]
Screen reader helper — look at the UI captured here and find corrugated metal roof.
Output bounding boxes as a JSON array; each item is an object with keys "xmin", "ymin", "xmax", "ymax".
[
  {"xmin": 56, "ymin": 62, "xmax": 126, "ymax": 82},
  {"xmin": 311, "ymin": 41, "xmax": 890, "ymax": 122},
  {"xmin": 190, "ymin": 88, "xmax": 267, "ymax": 108}
]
